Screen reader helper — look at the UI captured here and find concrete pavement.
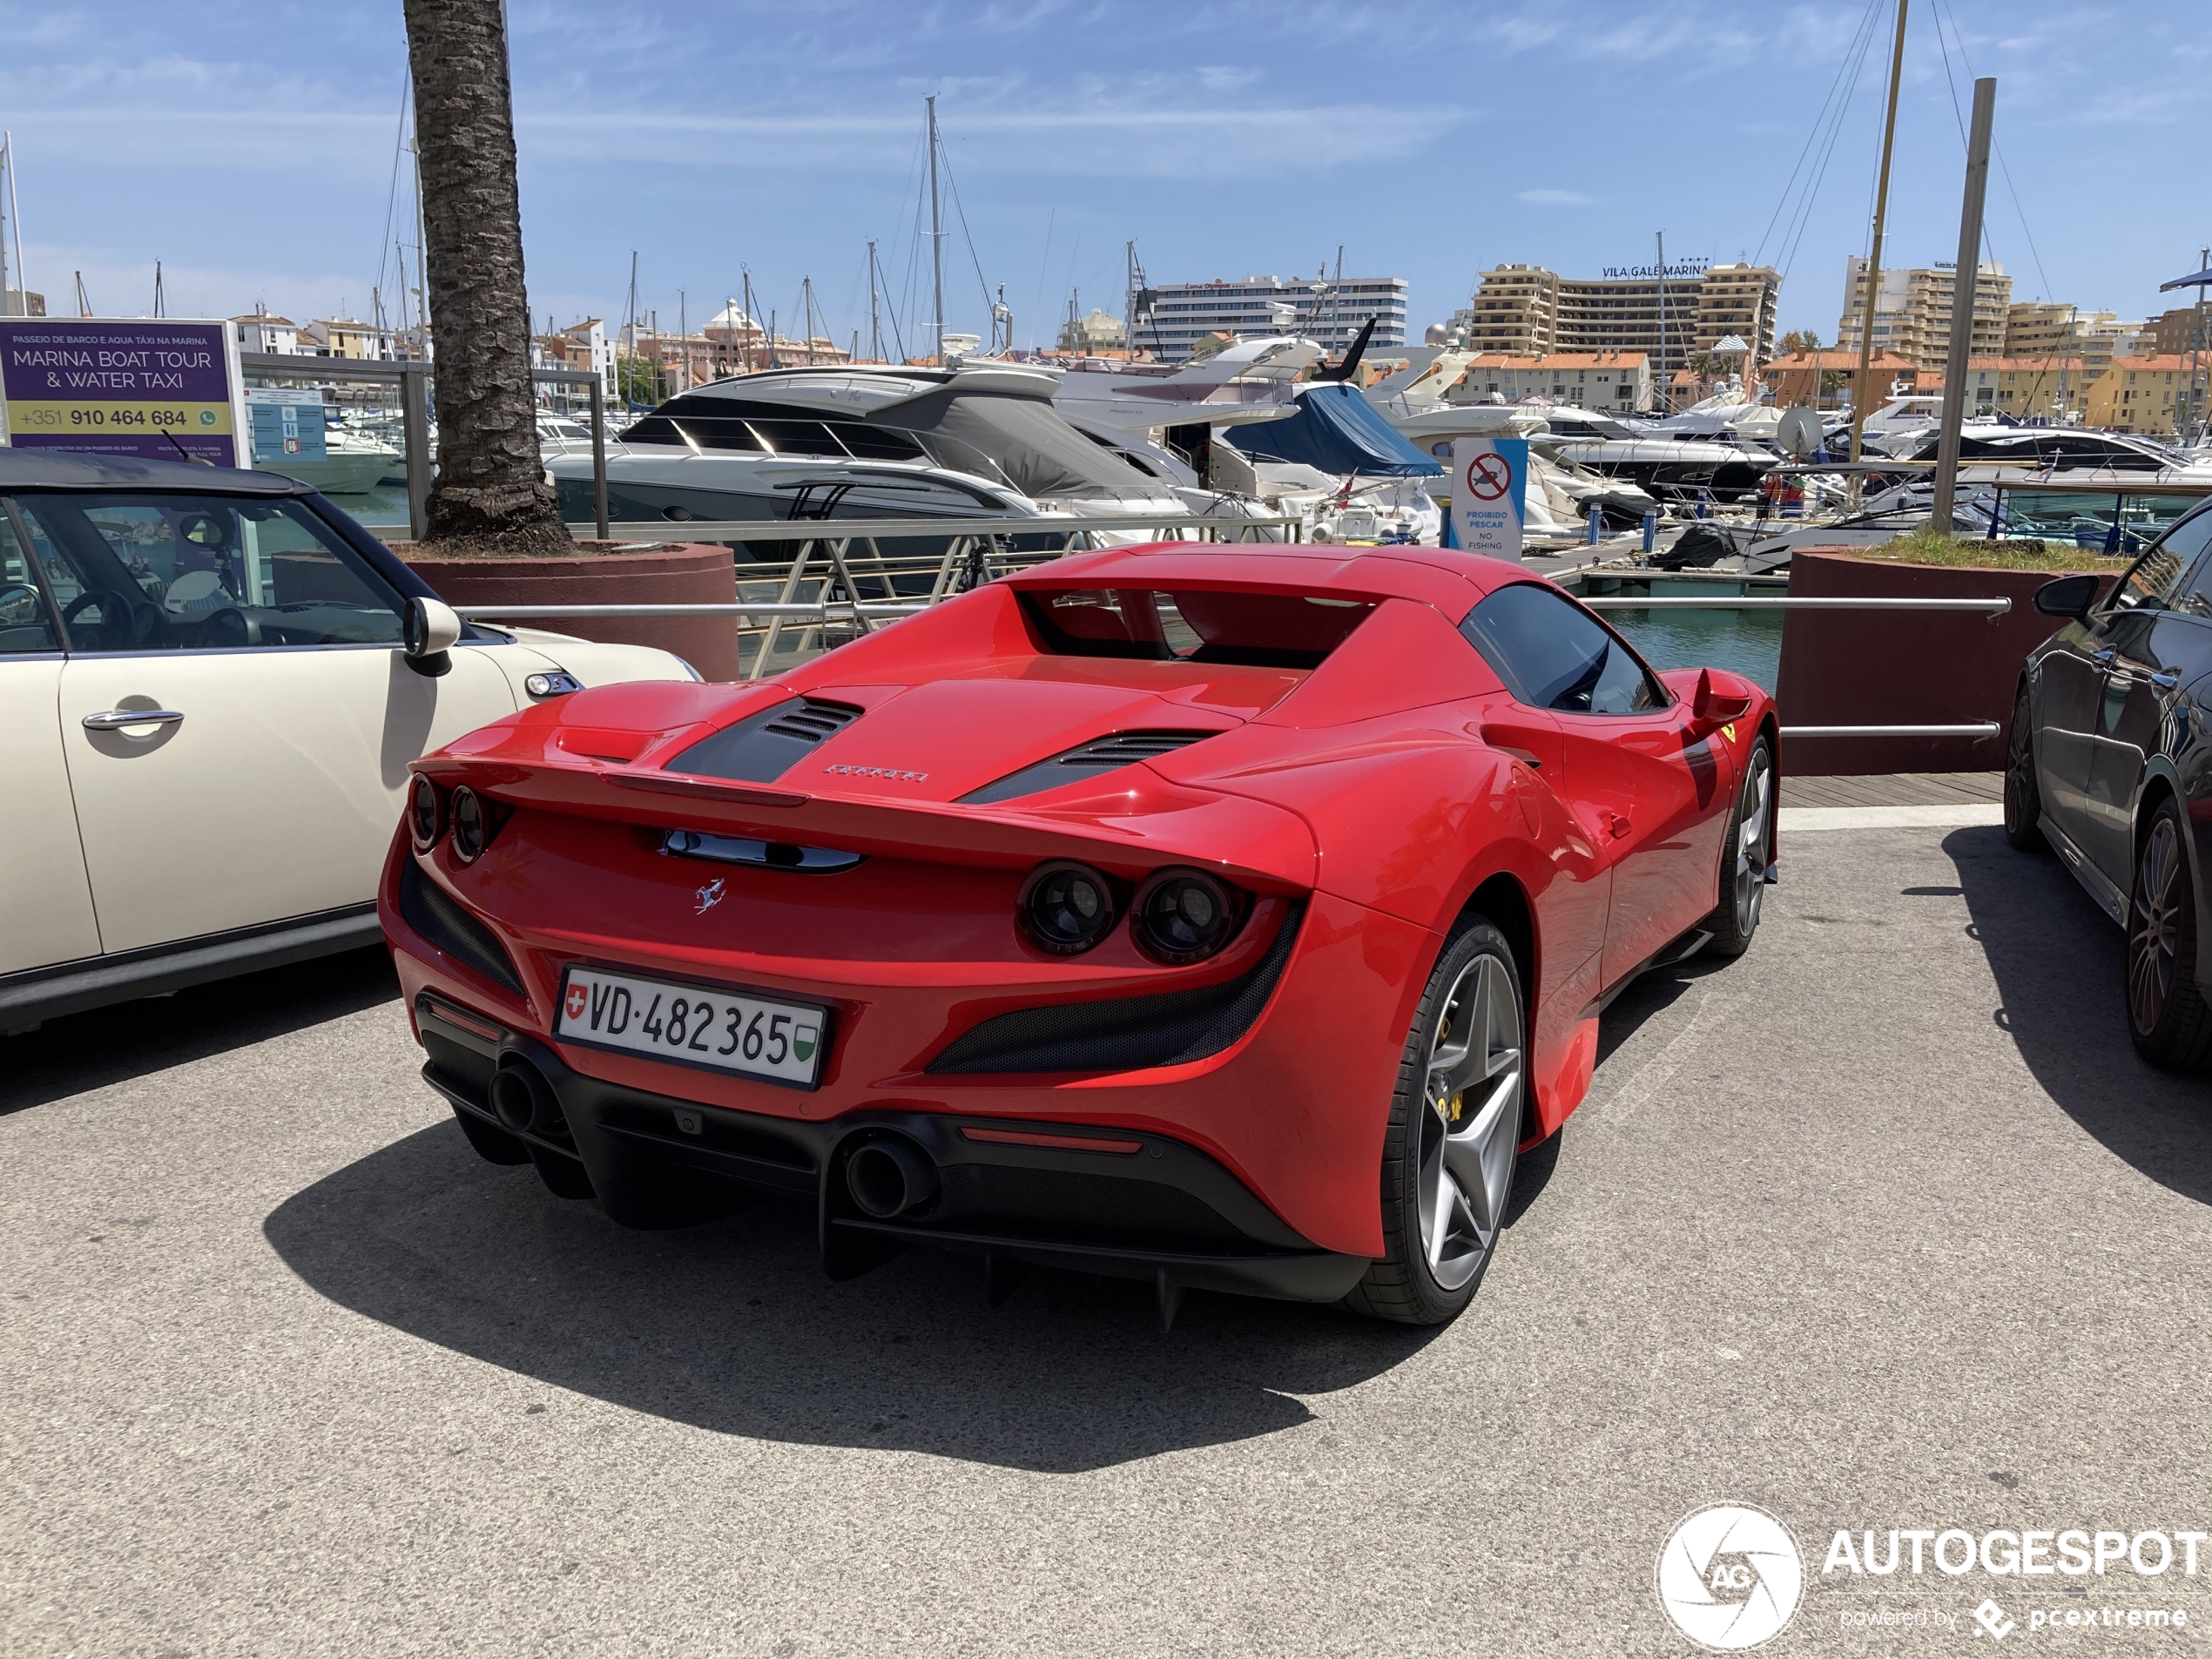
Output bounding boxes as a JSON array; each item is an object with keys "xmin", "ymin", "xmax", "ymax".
[{"xmin": 5, "ymin": 823, "xmax": 2210, "ymax": 1656}]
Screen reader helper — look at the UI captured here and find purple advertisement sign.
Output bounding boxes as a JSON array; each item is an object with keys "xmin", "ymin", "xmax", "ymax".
[{"xmin": 0, "ymin": 319, "xmax": 242, "ymax": 466}]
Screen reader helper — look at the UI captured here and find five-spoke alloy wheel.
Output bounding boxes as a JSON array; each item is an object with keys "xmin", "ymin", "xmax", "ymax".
[{"xmin": 1346, "ymin": 919, "xmax": 1524, "ymax": 1325}]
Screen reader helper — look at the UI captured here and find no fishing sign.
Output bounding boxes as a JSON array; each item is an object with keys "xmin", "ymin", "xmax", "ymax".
[{"xmin": 1449, "ymin": 437, "xmax": 1527, "ymax": 562}]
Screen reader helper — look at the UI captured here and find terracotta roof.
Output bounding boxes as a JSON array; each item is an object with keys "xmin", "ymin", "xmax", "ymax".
[{"xmin": 1465, "ymin": 351, "xmax": 1647, "ymax": 368}]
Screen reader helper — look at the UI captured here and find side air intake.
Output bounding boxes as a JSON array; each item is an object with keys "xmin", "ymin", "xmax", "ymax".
[
  {"xmin": 667, "ymin": 697, "xmax": 864, "ymax": 784},
  {"xmin": 399, "ymin": 858, "xmax": 524, "ymax": 995},
  {"xmin": 959, "ymin": 729, "xmax": 1219, "ymax": 806}
]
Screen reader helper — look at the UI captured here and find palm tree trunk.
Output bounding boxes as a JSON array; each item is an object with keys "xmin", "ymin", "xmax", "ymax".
[{"xmin": 403, "ymin": 0, "xmax": 569, "ymax": 552}]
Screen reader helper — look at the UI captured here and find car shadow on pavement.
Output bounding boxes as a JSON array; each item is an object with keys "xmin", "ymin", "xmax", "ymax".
[
  {"xmin": 264, "ymin": 1116, "xmax": 1448, "ymax": 1474},
  {"xmin": 1, "ymin": 947, "xmax": 400, "ymax": 1116},
  {"xmin": 1949, "ymin": 824, "xmax": 2212, "ymax": 1208}
]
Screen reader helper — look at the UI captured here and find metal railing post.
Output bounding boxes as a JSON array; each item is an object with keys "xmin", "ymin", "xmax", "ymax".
[
  {"xmin": 401, "ymin": 363, "xmax": 432, "ymax": 543},
  {"xmin": 588, "ymin": 374, "xmax": 609, "ymax": 540}
]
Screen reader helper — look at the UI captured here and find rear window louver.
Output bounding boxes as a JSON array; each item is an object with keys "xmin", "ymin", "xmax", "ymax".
[
  {"xmin": 958, "ymin": 729, "xmax": 1218, "ymax": 806},
  {"xmin": 668, "ymin": 697, "xmax": 864, "ymax": 784}
]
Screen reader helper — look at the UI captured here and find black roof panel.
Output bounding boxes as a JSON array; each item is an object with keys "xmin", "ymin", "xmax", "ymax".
[{"xmin": 0, "ymin": 448, "xmax": 309, "ymax": 494}]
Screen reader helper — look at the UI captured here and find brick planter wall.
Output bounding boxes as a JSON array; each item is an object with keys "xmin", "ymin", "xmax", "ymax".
[
  {"xmin": 1776, "ymin": 548, "xmax": 2119, "ymax": 775},
  {"xmin": 398, "ymin": 543, "xmax": 740, "ymax": 682}
]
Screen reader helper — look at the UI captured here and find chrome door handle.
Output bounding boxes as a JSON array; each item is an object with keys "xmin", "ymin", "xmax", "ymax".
[{"xmin": 83, "ymin": 708, "xmax": 185, "ymax": 731}]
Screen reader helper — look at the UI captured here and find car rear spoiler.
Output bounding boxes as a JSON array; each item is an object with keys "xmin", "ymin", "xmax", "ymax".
[{"xmin": 411, "ymin": 748, "xmax": 1318, "ymax": 894}]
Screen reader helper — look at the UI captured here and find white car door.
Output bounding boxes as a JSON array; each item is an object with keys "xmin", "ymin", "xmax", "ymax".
[
  {"xmin": 0, "ymin": 508, "xmax": 99, "ymax": 974},
  {"xmin": 17, "ymin": 489, "xmax": 519, "ymax": 954}
]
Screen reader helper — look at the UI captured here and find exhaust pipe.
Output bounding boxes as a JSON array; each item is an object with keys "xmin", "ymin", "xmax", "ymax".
[
  {"xmin": 489, "ymin": 1056, "xmax": 563, "ymax": 1136},
  {"xmin": 846, "ymin": 1136, "xmax": 940, "ymax": 1219}
]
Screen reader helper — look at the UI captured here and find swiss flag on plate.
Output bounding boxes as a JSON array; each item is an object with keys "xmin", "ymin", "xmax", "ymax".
[{"xmin": 564, "ymin": 984, "xmax": 588, "ymax": 1022}]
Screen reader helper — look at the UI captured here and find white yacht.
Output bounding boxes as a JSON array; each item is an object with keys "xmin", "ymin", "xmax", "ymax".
[
  {"xmin": 544, "ymin": 364, "xmax": 1189, "ymax": 537},
  {"xmin": 1052, "ymin": 336, "xmax": 1324, "ymax": 522}
]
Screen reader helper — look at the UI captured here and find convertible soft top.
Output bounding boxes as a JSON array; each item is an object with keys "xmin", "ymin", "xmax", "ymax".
[{"xmin": 0, "ymin": 449, "xmax": 308, "ymax": 495}]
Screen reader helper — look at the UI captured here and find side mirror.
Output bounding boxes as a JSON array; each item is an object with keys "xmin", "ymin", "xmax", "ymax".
[
  {"xmin": 1692, "ymin": 667, "xmax": 1755, "ymax": 725},
  {"xmin": 404, "ymin": 596, "xmax": 462, "ymax": 658},
  {"xmin": 402, "ymin": 596, "xmax": 462, "ymax": 677},
  {"xmin": 2034, "ymin": 573, "xmax": 2100, "ymax": 620}
]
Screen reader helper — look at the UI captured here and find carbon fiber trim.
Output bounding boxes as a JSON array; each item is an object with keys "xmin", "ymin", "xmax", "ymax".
[
  {"xmin": 926, "ymin": 901, "xmax": 1305, "ymax": 1076},
  {"xmin": 399, "ymin": 858, "xmax": 524, "ymax": 995}
]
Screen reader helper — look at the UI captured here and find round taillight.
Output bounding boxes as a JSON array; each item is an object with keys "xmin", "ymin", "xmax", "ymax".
[
  {"xmin": 1018, "ymin": 861, "xmax": 1117, "ymax": 955},
  {"xmin": 449, "ymin": 786, "xmax": 487, "ymax": 863},
  {"xmin": 1131, "ymin": 868, "xmax": 1241, "ymax": 965},
  {"xmin": 408, "ymin": 776, "xmax": 442, "ymax": 850}
]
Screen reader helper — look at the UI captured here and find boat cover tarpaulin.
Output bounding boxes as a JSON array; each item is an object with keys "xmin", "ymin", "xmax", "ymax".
[{"xmin": 1226, "ymin": 383, "xmax": 1444, "ymax": 477}]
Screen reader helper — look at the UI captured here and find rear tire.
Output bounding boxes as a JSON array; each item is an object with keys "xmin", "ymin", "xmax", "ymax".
[
  {"xmin": 1703, "ymin": 735, "xmax": 1772, "ymax": 960},
  {"xmin": 2004, "ymin": 682, "xmax": 2047, "ymax": 853},
  {"xmin": 2128, "ymin": 797, "xmax": 2212, "ymax": 1071},
  {"xmin": 453, "ymin": 1104, "xmax": 530, "ymax": 1165},
  {"xmin": 1343, "ymin": 920, "xmax": 1524, "ymax": 1326}
]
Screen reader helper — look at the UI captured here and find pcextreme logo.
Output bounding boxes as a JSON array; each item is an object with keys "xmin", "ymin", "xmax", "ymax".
[{"xmin": 1656, "ymin": 1503, "xmax": 1805, "ymax": 1650}]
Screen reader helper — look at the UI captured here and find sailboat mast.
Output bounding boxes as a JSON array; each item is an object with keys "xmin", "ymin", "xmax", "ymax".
[
  {"xmin": 624, "ymin": 251, "xmax": 639, "ymax": 398},
  {"xmin": 0, "ymin": 136, "xmax": 11, "ymax": 307},
  {"xmin": 867, "ymin": 241, "xmax": 883, "ymax": 362},
  {"xmin": 1124, "ymin": 241, "xmax": 1135, "ymax": 361},
  {"xmin": 6, "ymin": 138, "xmax": 21, "ymax": 317},
  {"xmin": 1656, "ymin": 232, "xmax": 1668, "ymax": 412},
  {"xmin": 927, "ymin": 96, "xmax": 945, "ymax": 366},
  {"xmin": 1850, "ymin": 0, "xmax": 1912, "ymax": 474}
]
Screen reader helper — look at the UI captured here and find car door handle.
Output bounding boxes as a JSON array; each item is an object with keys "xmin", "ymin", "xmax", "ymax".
[
  {"xmin": 83, "ymin": 707, "xmax": 185, "ymax": 731},
  {"xmin": 1608, "ymin": 812, "xmax": 1633, "ymax": 839}
]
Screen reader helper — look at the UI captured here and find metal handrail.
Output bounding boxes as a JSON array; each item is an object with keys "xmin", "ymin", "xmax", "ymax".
[
  {"xmin": 461, "ymin": 602, "xmax": 924, "ymax": 621},
  {"xmin": 1781, "ymin": 723, "xmax": 2000, "ymax": 738},
  {"xmin": 1580, "ymin": 596, "xmax": 2011, "ymax": 613},
  {"xmin": 556, "ymin": 513, "xmax": 1304, "ymax": 543}
]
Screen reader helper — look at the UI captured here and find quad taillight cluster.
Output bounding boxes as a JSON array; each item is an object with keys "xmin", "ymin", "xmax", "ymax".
[
  {"xmin": 409, "ymin": 776, "xmax": 500, "ymax": 864},
  {"xmin": 1017, "ymin": 860, "xmax": 1248, "ymax": 966}
]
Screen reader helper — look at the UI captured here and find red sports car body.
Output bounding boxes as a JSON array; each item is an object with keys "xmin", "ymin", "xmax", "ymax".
[{"xmin": 381, "ymin": 543, "xmax": 1776, "ymax": 1325}]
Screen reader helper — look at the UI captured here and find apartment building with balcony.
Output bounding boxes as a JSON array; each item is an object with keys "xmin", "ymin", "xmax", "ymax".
[
  {"xmin": 1141, "ymin": 274, "xmax": 1406, "ymax": 362},
  {"xmin": 1836, "ymin": 258, "xmax": 2010, "ymax": 370},
  {"xmin": 1455, "ymin": 351, "xmax": 1653, "ymax": 412},
  {"xmin": 1445, "ymin": 262, "xmax": 1777, "ymax": 403},
  {"xmin": 2084, "ymin": 355, "xmax": 2199, "ymax": 436}
]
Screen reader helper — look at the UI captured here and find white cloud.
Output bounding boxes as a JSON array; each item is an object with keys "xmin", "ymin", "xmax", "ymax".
[{"xmin": 1519, "ymin": 188, "xmax": 1595, "ymax": 206}]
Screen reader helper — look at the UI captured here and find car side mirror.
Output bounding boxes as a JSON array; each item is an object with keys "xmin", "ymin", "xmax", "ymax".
[
  {"xmin": 403, "ymin": 596, "xmax": 462, "ymax": 676},
  {"xmin": 1692, "ymin": 668, "xmax": 1754, "ymax": 726},
  {"xmin": 2034, "ymin": 573, "xmax": 2100, "ymax": 620}
]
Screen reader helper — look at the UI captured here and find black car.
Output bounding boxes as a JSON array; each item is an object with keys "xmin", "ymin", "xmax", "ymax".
[{"xmin": 2006, "ymin": 496, "xmax": 2212, "ymax": 1066}]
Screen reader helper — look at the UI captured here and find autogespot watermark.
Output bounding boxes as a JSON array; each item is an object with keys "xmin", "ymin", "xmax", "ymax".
[
  {"xmin": 1659, "ymin": 1509, "xmax": 2204, "ymax": 1646},
  {"xmin": 1656, "ymin": 1503, "xmax": 1806, "ymax": 1650}
]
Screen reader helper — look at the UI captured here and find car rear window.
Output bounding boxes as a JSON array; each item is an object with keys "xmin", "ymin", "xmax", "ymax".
[{"xmin": 1020, "ymin": 587, "xmax": 1374, "ymax": 670}]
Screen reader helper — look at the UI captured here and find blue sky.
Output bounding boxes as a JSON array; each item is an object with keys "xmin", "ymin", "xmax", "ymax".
[{"xmin": 0, "ymin": 1, "xmax": 2205, "ymax": 349}]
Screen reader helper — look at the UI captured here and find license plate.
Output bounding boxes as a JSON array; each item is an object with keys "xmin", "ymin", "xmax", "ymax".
[{"xmin": 555, "ymin": 965, "xmax": 829, "ymax": 1089}]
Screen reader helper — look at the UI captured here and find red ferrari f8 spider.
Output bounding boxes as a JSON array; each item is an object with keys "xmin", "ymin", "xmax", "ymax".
[{"xmin": 381, "ymin": 543, "xmax": 1776, "ymax": 1325}]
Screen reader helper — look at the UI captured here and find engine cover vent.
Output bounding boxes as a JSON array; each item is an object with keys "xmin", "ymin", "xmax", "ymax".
[
  {"xmin": 668, "ymin": 697, "xmax": 865, "ymax": 784},
  {"xmin": 958, "ymin": 729, "xmax": 1219, "ymax": 806}
]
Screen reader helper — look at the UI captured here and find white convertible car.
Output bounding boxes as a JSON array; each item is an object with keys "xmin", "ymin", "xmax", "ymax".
[{"xmin": 0, "ymin": 451, "xmax": 698, "ymax": 1030}]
